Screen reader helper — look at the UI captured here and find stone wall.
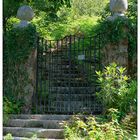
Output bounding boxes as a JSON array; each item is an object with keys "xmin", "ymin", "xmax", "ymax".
[
  {"xmin": 22, "ymin": 48, "xmax": 37, "ymax": 113},
  {"xmin": 101, "ymin": 37, "xmax": 137, "ymax": 78},
  {"xmin": 102, "ymin": 39, "xmax": 128, "ymax": 68}
]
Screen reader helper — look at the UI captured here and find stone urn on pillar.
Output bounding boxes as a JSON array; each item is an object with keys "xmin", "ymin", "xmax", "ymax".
[
  {"xmin": 15, "ymin": 5, "xmax": 34, "ymax": 28},
  {"xmin": 108, "ymin": 0, "xmax": 128, "ymax": 20},
  {"xmin": 102, "ymin": 0, "xmax": 129, "ymax": 70}
]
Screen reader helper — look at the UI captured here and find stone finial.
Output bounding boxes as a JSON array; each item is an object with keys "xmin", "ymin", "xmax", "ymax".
[
  {"xmin": 15, "ymin": 5, "xmax": 34, "ymax": 28},
  {"xmin": 108, "ymin": 0, "xmax": 128, "ymax": 20}
]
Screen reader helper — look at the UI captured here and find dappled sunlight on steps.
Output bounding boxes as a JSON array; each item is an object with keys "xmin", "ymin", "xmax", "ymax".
[{"xmin": 3, "ymin": 114, "xmax": 72, "ymax": 140}]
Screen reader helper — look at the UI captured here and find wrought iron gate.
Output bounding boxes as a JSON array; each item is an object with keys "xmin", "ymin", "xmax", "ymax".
[{"xmin": 33, "ymin": 34, "xmax": 103, "ymax": 114}]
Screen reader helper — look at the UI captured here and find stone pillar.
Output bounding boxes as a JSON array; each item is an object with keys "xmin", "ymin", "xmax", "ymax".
[
  {"xmin": 23, "ymin": 48, "xmax": 37, "ymax": 113},
  {"xmin": 102, "ymin": 0, "xmax": 129, "ymax": 70},
  {"xmin": 102, "ymin": 39, "xmax": 128, "ymax": 68},
  {"xmin": 14, "ymin": 5, "xmax": 36, "ymax": 113}
]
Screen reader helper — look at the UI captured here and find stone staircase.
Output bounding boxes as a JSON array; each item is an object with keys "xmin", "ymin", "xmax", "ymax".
[
  {"xmin": 44, "ymin": 47, "xmax": 102, "ymax": 113},
  {"xmin": 3, "ymin": 114, "xmax": 71, "ymax": 140}
]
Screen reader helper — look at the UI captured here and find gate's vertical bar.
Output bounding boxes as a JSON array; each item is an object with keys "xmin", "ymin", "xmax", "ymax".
[
  {"xmin": 77, "ymin": 36, "xmax": 80, "ymax": 112},
  {"xmin": 58, "ymin": 40, "xmax": 64, "ymax": 111},
  {"xmin": 73, "ymin": 35, "xmax": 76, "ymax": 112},
  {"xmin": 39, "ymin": 38, "xmax": 43, "ymax": 113},
  {"xmin": 48, "ymin": 40, "xmax": 51, "ymax": 112},
  {"xmin": 44, "ymin": 40, "xmax": 47, "ymax": 113},
  {"xmin": 42, "ymin": 38, "xmax": 44, "ymax": 113},
  {"xmin": 65, "ymin": 36, "xmax": 68, "ymax": 113},
  {"xmin": 68, "ymin": 35, "xmax": 72, "ymax": 113},
  {"xmin": 56, "ymin": 40, "xmax": 59, "ymax": 112},
  {"xmin": 89, "ymin": 37, "xmax": 92, "ymax": 83},
  {"xmin": 89, "ymin": 37, "xmax": 92, "ymax": 112},
  {"xmin": 35, "ymin": 36, "xmax": 39, "ymax": 113},
  {"xmin": 50, "ymin": 40, "xmax": 52, "ymax": 113},
  {"xmin": 93, "ymin": 36, "xmax": 97, "ymax": 113},
  {"xmin": 51, "ymin": 41, "xmax": 53, "ymax": 112}
]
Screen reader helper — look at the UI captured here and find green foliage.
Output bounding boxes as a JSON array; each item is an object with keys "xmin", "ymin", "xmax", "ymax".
[
  {"xmin": 30, "ymin": 134, "xmax": 39, "ymax": 140},
  {"xmin": 63, "ymin": 114, "xmax": 136, "ymax": 140},
  {"xmin": 3, "ymin": 97, "xmax": 23, "ymax": 124},
  {"xmin": 96, "ymin": 63, "xmax": 137, "ymax": 116},
  {"xmin": 28, "ymin": 0, "xmax": 71, "ymax": 20},
  {"xmin": 4, "ymin": 25, "xmax": 37, "ymax": 114},
  {"xmin": 32, "ymin": 15, "xmax": 99, "ymax": 40},
  {"xmin": 96, "ymin": 0, "xmax": 137, "ymax": 61},
  {"xmin": 96, "ymin": 63, "xmax": 128, "ymax": 111},
  {"xmin": 96, "ymin": 17, "xmax": 136, "ymax": 52},
  {"xmin": 121, "ymin": 113, "xmax": 137, "ymax": 135},
  {"xmin": 56, "ymin": 5, "xmax": 72, "ymax": 21},
  {"xmin": 71, "ymin": 0, "xmax": 108, "ymax": 17},
  {"xmin": 5, "ymin": 25, "xmax": 37, "ymax": 64},
  {"xmin": 4, "ymin": 133, "xmax": 14, "ymax": 140},
  {"xmin": 4, "ymin": 25, "xmax": 36, "ymax": 99},
  {"xmin": 99, "ymin": 3, "xmax": 110, "ymax": 21},
  {"xmin": 3, "ymin": 0, "xmax": 23, "ymax": 22},
  {"xmin": 6, "ymin": 17, "xmax": 20, "ymax": 31},
  {"xmin": 127, "ymin": 0, "xmax": 137, "ymax": 24},
  {"xmin": 107, "ymin": 108, "xmax": 120, "ymax": 123},
  {"xmin": 3, "ymin": 97, "xmax": 23, "ymax": 114}
]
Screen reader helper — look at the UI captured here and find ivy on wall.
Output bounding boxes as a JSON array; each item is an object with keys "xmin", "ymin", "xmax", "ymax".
[
  {"xmin": 95, "ymin": 17, "xmax": 137, "ymax": 77},
  {"xmin": 96, "ymin": 18, "xmax": 136, "ymax": 56},
  {"xmin": 4, "ymin": 25, "xmax": 37, "ymax": 114}
]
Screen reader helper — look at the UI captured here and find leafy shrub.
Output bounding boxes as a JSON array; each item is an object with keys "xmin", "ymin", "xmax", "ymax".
[
  {"xmin": 31, "ymin": 4, "xmax": 100, "ymax": 40},
  {"xmin": 5, "ymin": 17, "xmax": 20, "ymax": 31},
  {"xmin": 3, "ymin": 97, "xmax": 24, "ymax": 124},
  {"xmin": 57, "ymin": 5, "xmax": 72, "ymax": 21},
  {"xmin": 4, "ymin": 133, "xmax": 14, "ymax": 140},
  {"xmin": 121, "ymin": 113, "xmax": 137, "ymax": 135},
  {"xmin": 96, "ymin": 63, "xmax": 137, "ymax": 115},
  {"xmin": 63, "ymin": 113, "xmax": 137, "ymax": 140},
  {"xmin": 119, "ymin": 80, "xmax": 137, "ymax": 116},
  {"xmin": 3, "ymin": 97, "xmax": 23, "ymax": 114},
  {"xmin": 96, "ymin": 63, "xmax": 129, "ymax": 112}
]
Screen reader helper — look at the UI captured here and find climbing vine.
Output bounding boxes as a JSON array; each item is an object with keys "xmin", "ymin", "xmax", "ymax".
[
  {"xmin": 95, "ymin": 17, "xmax": 137, "ymax": 77},
  {"xmin": 4, "ymin": 25, "xmax": 37, "ymax": 114},
  {"xmin": 96, "ymin": 18, "xmax": 136, "ymax": 57}
]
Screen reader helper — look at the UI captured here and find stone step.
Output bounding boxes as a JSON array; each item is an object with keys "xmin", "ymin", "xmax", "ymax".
[
  {"xmin": 46, "ymin": 66, "xmax": 80, "ymax": 74},
  {"xmin": 50, "ymin": 73, "xmax": 82, "ymax": 77},
  {"xmin": 51, "ymin": 82, "xmax": 89, "ymax": 87},
  {"xmin": 47, "ymin": 103, "xmax": 102, "ymax": 114},
  {"xmin": 3, "ymin": 127, "xmax": 64, "ymax": 139},
  {"xmin": 47, "ymin": 68, "xmax": 79, "ymax": 72},
  {"xmin": 49, "ymin": 76, "xmax": 88, "ymax": 80},
  {"xmin": 5, "ymin": 119, "xmax": 63, "ymax": 129},
  {"xmin": 46, "ymin": 61, "xmax": 76, "ymax": 65},
  {"xmin": 50, "ymin": 87, "xmax": 95, "ymax": 92},
  {"xmin": 48, "ymin": 93, "xmax": 96, "ymax": 100},
  {"xmin": 40, "ymin": 66, "xmax": 78, "ymax": 71},
  {"xmin": 48, "ymin": 101, "xmax": 102, "ymax": 111},
  {"xmin": 11, "ymin": 137, "xmax": 64, "ymax": 140},
  {"xmin": 48, "ymin": 100, "xmax": 100, "ymax": 105},
  {"xmin": 49, "ymin": 74, "xmax": 86, "ymax": 79},
  {"xmin": 10, "ymin": 115, "xmax": 71, "ymax": 120}
]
